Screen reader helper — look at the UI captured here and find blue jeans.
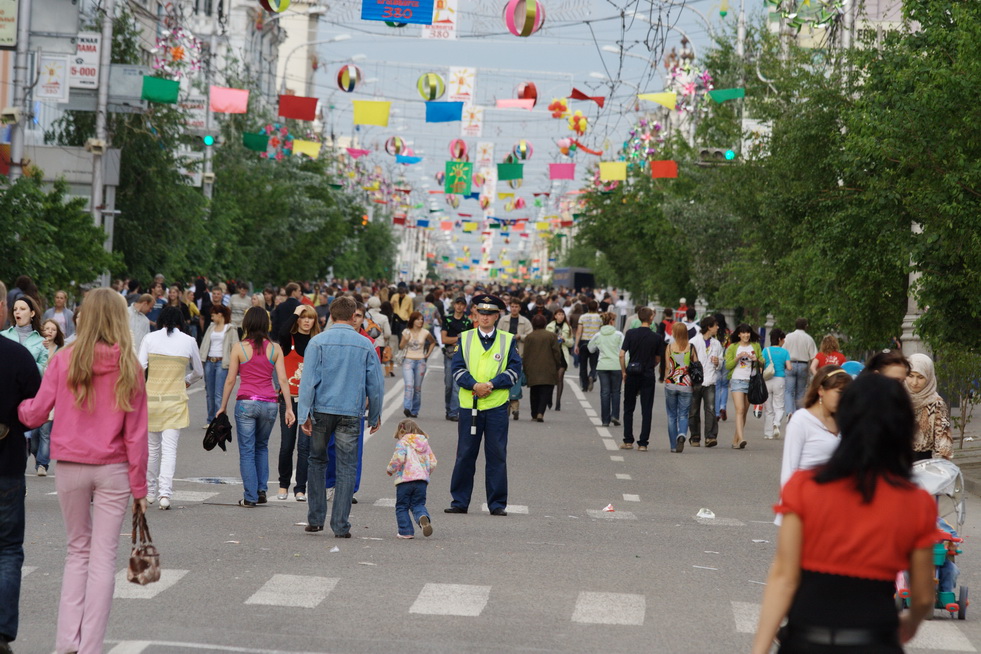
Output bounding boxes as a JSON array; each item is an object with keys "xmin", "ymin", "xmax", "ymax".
[
  {"xmin": 402, "ymin": 358, "xmax": 427, "ymax": 415},
  {"xmin": 715, "ymin": 375, "xmax": 729, "ymax": 416},
  {"xmin": 326, "ymin": 417, "xmax": 364, "ymax": 494},
  {"xmin": 0, "ymin": 475, "xmax": 26, "ymax": 642},
  {"xmin": 597, "ymin": 370, "xmax": 621, "ymax": 425},
  {"xmin": 395, "ymin": 480, "xmax": 430, "ymax": 537},
  {"xmin": 203, "ymin": 360, "xmax": 228, "ymax": 423},
  {"xmin": 665, "ymin": 388, "xmax": 692, "ymax": 450},
  {"xmin": 785, "ymin": 362, "xmax": 809, "ymax": 415},
  {"xmin": 449, "ymin": 403, "xmax": 509, "ymax": 512},
  {"xmin": 234, "ymin": 400, "xmax": 277, "ymax": 503},
  {"xmin": 307, "ymin": 413, "xmax": 361, "ymax": 535},
  {"xmin": 444, "ymin": 352, "xmax": 460, "ymax": 418},
  {"xmin": 29, "ymin": 421, "xmax": 52, "ymax": 469},
  {"xmin": 278, "ymin": 396, "xmax": 308, "ymax": 494}
]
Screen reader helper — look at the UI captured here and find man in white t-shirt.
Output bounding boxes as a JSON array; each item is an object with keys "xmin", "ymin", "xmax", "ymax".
[{"xmin": 783, "ymin": 317, "xmax": 817, "ymax": 418}]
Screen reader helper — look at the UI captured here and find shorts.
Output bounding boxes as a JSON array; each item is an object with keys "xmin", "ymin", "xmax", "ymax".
[{"xmin": 730, "ymin": 378, "xmax": 750, "ymax": 394}]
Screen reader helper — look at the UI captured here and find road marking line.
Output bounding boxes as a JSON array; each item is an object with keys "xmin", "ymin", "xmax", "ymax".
[
  {"xmin": 584, "ymin": 408, "xmax": 597, "ymax": 417},
  {"xmin": 481, "ymin": 503, "xmax": 529, "ymax": 514},
  {"xmin": 586, "ymin": 509, "xmax": 637, "ymax": 520},
  {"xmin": 245, "ymin": 574, "xmax": 338, "ymax": 608},
  {"xmin": 106, "ymin": 641, "xmax": 324, "ymax": 654},
  {"xmin": 579, "ymin": 401, "xmax": 592, "ymax": 408},
  {"xmin": 170, "ymin": 491, "xmax": 219, "ymax": 502},
  {"xmin": 603, "ymin": 439, "xmax": 618, "ymax": 450},
  {"xmin": 616, "ymin": 473, "xmax": 632, "ymax": 480},
  {"xmin": 21, "ymin": 566, "xmax": 36, "ymax": 579},
  {"xmin": 695, "ymin": 516, "xmax": 746, "ymax": 526},
  {"xmin": 107, "ymin": 642, "xmax": 152, "ymax": 654},
  {"xmin": 374, "ymin": 498, "xmax": 397, "ymax": 507},
  {"xmin": 590, "ymin": 417, "xmax": 603, "ymax": 426},
  {"xmin": 610, "ymin": 455, "xmax": 624, "ymax": 462},
  {"xmin": 731, "ymin": 601, "xmax": 759, "ymax": 633},
  {"xmin": 571, "ymin": 591, "xmax": 645, "ymax": 625},
  {"xmin": 409, "ymin": 583, "xmax": 491, "ymax": 616},
  {"xmin": 622, "ymin": 494, "xmax": 640, "ymax": 502},
  {"xmin": 114, "ymin": 569, "xmax": 188, "ymax": 599},
  {"xmin": 596, "ymin": 427, "xmax": 612, "ymax": 438}
]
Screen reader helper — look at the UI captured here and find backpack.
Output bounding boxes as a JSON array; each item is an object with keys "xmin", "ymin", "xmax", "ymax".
[{"xmin": 364, "ymin": 311, "xmax": 382, "ymax": 339}]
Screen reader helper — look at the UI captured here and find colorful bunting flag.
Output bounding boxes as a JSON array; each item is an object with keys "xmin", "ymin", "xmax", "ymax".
[
  {"xmin": 242, "ymin": 133, "xmax": 269, "ymax": 152},
  {"xmin": 497, "ymin": 163, "xmax": 523, "ymax": 181},
  {"xmin": 549, "ymin": 163, "xmax": 576, "ymax": 180},
  {"xmin": 638, "ymin": 92, "xmax": 677, "ymax": 110},
  {"xmin": 708, "ymin": 88, "xmax": 745, "ymax": 103},
  {"xmin": 292, "ymin": 139, "xmax": 321, "ymax": 159},
  {"xmin": 278, "ymin": 95, "xmax": 318, "ymax": 120},
  {"xmin": 396, "ymin": 155, "xmax": 423, "ymax": 164},
  {"xmin": 599, "ymin": 161, "xmax": 627, "ymax": 181},
  {"xmin": 445, "ymin": 161, "xmax": 473, "ymax": 195},
  {"xmin": 569, "ymin": 88, "xmax": 605, "ymax": 108},
  {"xmin": 209, "ymin": 86, "xmax": 249, "ymax": 114},
  {"xmin": 425, "ymin": 101, "xmax": 464, "ymax": 123},
  {"xmin": 495, "ymin": 99, "xmax": 535, "ymax": 110},
  {"xmin": 141, "ymin": 76, "xmax": 180, "ymax": 104},
  {"xmin": 353, "ymin": 100, "xmax": 391, "ymax": 126},
  {"xmin": 650, "ymin": 160, "xmax": 679, "ymax": 179},
  {"xmin": 346, "ymin": 148, "xmax": 371, "ymax": 158}
]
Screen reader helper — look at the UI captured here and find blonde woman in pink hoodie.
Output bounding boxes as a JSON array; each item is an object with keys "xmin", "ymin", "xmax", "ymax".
[
  {"xmin": 19, "ymin": 288, "xmax": 149, "ymax": 654},
  {"xmin": 386, "ymin": 418, "xmax": 437, "ymax": 539}
]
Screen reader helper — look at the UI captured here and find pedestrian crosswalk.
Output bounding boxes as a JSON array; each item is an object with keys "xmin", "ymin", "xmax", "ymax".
[
  {"xmin": 731, "ymin": 601, "xmax": 976, "ymax": 652},
  {"xmin": 409, "ymin": 583, "xmax": 490, "ymax": 616},
  {"xmin": 245, "ymin": 574, "xmax": 338, "ymax": 608}
]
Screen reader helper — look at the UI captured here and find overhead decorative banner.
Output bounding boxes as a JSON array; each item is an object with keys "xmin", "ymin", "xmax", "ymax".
[
  {"xmin": 292, "ymin": 140, "xmax": 321, "ymax": 159},
  {"xmin": 448, "ymin": 66, "xmax": 475, "ymax": 103},
  {"xmin": 569, "ymin": 88, "xmax": 605, "ymax": 108},
  {"xmin": 549, "ymin": 163, "xmax": 576, "ymax": 180},
  {"xmin": 210, "ymin": 86, "xmax": 249, "ymax": 113},
  {"xmin": 708, "ymin": 87, "xmax": 746, "ymax": 103},
  {"xmin": 497, "ymin": 163, "xmax": 523, "ymax": 181},
  {"xmin": 425, "ymin": 101, "xmax": 464, "ymax": 123},
  {"xmin": 353, "ymin": 100, "xmax": 391, "ymax": 126},
  {"xmin": 638, "ymin": 92, "xmax": 677, "ymax": 110},
  {"xmin": 650, "ymin": 160, "xmax": 679, "ymax": 179},
  {"xmin": 461, "ymin": 105, "xmax": 484, "ymax": 137},
  {"xmin": 396, "ymin": 154, "xmax": 423, "ymax": 164},
  {"xmin": 278, "ymin": 95, "xmax": 318, "ymax": 120},
  {"xmin": 495, "ymin": 98, "xmax": 534, "ymax": 110},
  {"xmin": 476, "ymin": 142, "xmax": 495, "ymax": 167},
  {"xmin": 141, "ymin": 75, "xmax": 180, "ymax": 104},
  {"xmin": 243, "ymin": 133, "xmax": 269, "ymax": 152},
  {"xmin": 423, "ymin": 0, "xmax": 457, "ymax": 39},
  {"xmin": 599, "ymin": 161, "xmax": 627, "ymax": 181},
  {"xmin": 346, "ymin": 148, "xmax": 371, "ymax": 158},
  {"xmin": 361, "ymin": 0, "xmax": 436, "ymax": 25},
  {"xmin": 445, "ymin": 161, "xmax": 474, "ymax": 195}
]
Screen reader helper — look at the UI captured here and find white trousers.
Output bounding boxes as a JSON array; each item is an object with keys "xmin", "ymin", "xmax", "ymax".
[
  {"xmin": 764, "ymin": 377, "xmax": 786, "ymax": 437},
  {"xmin": 147, "ymin": 428, "xmax": 180, "ymax": 498}
]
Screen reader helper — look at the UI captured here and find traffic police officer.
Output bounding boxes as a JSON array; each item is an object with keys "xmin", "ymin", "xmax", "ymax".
[{"xmin": 446, "ymin": 294, "xmax": 522, "ymax": 516}]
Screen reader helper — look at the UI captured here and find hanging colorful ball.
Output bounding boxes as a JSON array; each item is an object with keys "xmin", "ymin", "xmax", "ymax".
[
  {"xmin": 515, "ymin": 198, "xmax": 527, "ymax": 209},
  {"xmin": 516, "ymin": 81, "xmax": 538, "ymax": 107},
  {"xmin": 385, "ymin": 136, "xmax": 406, "ymax": 156},
  {"xmin": 417, "ymin": 73, "xmax": 446, "ymax": 101},
  {"xmin": 507, "ymin": 178, "xmax": 523, "ymax": 190},
  {"xmin": 504, "ymin": 0, "xmax": 545, "ymax": 37},
  {"xmin": 512, "ymin": 140, "xmax": 533, "ymax": 161},
  {"xmin": 337, "ymin": 65, "xmax": 362, "ymax": 93},
  {"xmin": 446, "ymin": 195, "xmax": 461, "ymax": 209},
  {"xmin": 472, "ymin": 173, "xmax": 485, "ymax": 187},
  {"xmin": 434, "ymin": 171, "xmax": 446, "ymax": 185},
  {"xmin": 259, "ymin": 0, "xmax": 291, "ymax": 13},
  {"xmin": 449, "ymin": 139, "xmax": 468, "ymax": 160},
  {"xmin": 385, "ymin": 21, "xmax": 407, "ymax": 27},
  {"xmin": 480, "ymin": 196, "xmax": 491, "ymax": 210}
]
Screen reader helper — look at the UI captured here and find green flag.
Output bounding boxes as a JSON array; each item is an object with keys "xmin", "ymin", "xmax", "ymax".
[
  {"xmin": 708, "ymin": 88, "xmax": 745, "ymax": 103},
  {"xmin": 445, "ymin": 161, "xmax": 473, "ymax": 195},
  {"xmin": 242, "ymin": 133, "xmax": 269, "ymax": 152},
  {"xmin": 497, "ymin": 163, "xmax": 523, "ymax": 181},
  {"xmin": 141, "ymin": 76, "xmax": 180, "ymax": 104}
]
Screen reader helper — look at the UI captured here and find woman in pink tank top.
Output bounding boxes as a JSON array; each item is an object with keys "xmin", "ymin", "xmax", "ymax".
[{"xmin": 219, "ymin": 307, "xmax": 295, "ymax": 506}]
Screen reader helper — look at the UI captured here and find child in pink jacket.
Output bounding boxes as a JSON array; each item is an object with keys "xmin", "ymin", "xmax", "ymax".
[{"xmin": 386, "ymin": 418, "xmax": 437, "ymax": 539}]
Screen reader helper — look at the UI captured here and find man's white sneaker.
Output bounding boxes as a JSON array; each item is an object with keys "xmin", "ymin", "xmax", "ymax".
[
  {"xmin": 36, "ymin": 466, "xmax": 47, "ymax": 477},
  {"xmin": 159, "ymin": 497, "xmax": 171, "ymax": 510}
]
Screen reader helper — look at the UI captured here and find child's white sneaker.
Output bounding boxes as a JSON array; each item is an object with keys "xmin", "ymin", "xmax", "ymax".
[
  {"xmin": 397, "ymin": 533, "xmax": 414, "ymax": 539},
  {"xmin": 420, "ymin": 515, "xmax": 433, "ymax": 538}
]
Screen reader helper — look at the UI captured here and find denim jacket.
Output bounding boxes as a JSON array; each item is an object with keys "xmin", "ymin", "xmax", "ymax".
[{"xmin": 297, "ymin": 323, "xmax": 384, "ymax": 426}]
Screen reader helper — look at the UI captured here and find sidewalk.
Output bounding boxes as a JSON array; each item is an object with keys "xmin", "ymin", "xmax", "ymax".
[{"xmin": 951, "ymin": 424, "xmax": 981, "ymax": 497}]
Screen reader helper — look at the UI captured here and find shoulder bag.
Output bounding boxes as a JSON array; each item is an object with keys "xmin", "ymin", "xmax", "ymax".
[
  {"xmin": 687, "ymin": 345, "xmax": 704, "ymax": 386},
  {"xmin": 127, "ymin": 511, "xmax": 161, "ymax": 585},
  {"xmin": 748, "ymin": 360, "xmax": 769, "ymax": 405},
  {"xmin": 763, "ymin": 347, "xmax": 775, "ymax": 381}
]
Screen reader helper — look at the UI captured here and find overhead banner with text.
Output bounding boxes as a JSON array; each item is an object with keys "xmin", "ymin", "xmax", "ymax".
[
  {"xmin": 422, "ymin": 0, "xmax": 457, "ymax": 39},
  {"xmin": 361, "ymin": 0, "xmax": 435, "ymax": 26}
]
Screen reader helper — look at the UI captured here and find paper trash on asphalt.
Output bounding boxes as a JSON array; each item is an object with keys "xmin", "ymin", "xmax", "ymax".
[
  {"xmin": 696, "ymin": 508, "xmax": 715, "ymax": 519},
  {"xmin": 602, "ymin": 504, "xmax": 615, "ymax": 512},
  {"xmin": 330, "ymin": 546, "xmax": 340, "ymax": 553},
  {"xmin": 752, "ymin": 539, "xmax": 769, "ymax": 544}
]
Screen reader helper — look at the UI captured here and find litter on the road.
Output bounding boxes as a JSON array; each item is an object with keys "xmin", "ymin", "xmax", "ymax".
[
  {"xmin": 752, "ymin": 539, "xmax": 769, "ymax": 544},
  {"xmin": 696, "ymin": 508, "xmax": 715, "ymax": 519},
  {"xmin": 359, "ymin": 562, "xmax": 376, "ymax": 566},
  {"xmin": 749, "ymin": 580, "xmax": 767, "ymax": 585},
  {"xmin": 602, "ymin": 504, "xmax": 615, "ymax": 512},
  {"xmin": 295, "ymin": 522, "xmax": 307, "ymax": 526},
  {"xmin": 704, "ymin": 551, "xmax": 720, "ymax": 554},
  {"xmin": 693, "ymin": 565, "xmax": 718, "ymax": 571},
  {"xmin": 224, "ymin": 540, "xmax": 240, "ymax": 544},
  {"xmin": 360, "ymin": 537, "xmax": 384, "ymax": 541},
  {"xmin": 329, "ymin": 546, "xmax": 340, "ymax": 553},
  {"xmin": 967, "ymin": 437, "xmax": 976, "ymax": 442}
]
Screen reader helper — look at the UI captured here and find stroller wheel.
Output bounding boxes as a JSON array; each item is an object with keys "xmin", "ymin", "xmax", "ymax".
[{"xmin": 958, "ymin": 585, "xmax": 969, "ymax": 620}]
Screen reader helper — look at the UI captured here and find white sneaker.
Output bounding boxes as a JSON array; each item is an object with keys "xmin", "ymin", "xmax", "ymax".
[
  {"xmin": 146, "ymin": 494, "xmax": 157, "ymax": 505},
  {"xmin": 773, "ymin": 427, "xmax": 781, "ymax": 439},
  {"xmin": 326, "ymin": 488, "xmax": 335, "ymax": 502},
  {"xmin": 202, "ymin": 423, "xmax": 211, "ymax": 429},
  {"xmin": 36, "ymin": 466, "xmax": 47, "ymax": 477},
  {"xmin": 763, "ymin": 435, "xmax": 773, "ymax": 440},
  {"xmin": 159, "ymin": 497, "xmax": 171, "ymax": 510}
]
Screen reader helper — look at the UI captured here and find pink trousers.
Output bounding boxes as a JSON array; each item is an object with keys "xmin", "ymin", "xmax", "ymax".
[{"xmin": 55, "ymin": 462, "xmax": 131, "ymax": 654}]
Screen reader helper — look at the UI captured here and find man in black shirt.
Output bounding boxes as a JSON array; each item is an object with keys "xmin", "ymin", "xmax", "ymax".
[
  {"xmin": 442, "ymin": 297, "xmax": 473, "ymax": 421},
  {"xmin": 619, "ymin": 307, "xmax": 663, "ymax": 451},
  {"xmin": 271, "ymin": 282, "xmax": 302, "ymax": 337}
]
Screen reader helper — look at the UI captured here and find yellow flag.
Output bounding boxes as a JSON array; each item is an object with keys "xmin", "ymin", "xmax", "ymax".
[
  {"xmin": 599, "ymin": 161, "xmax": 627, "ymax": 181},
  {"xmin": 292, "ymin": 139, "xmax": 321, "ymax": 159},
  {"xmin": 501, "ymin": 259, "xmax": 511, "ymax": 266},
  {"xmin": 353, "ymin": 100, "xmax": 391, "ymax": 126},
  {"xmin": 638, "ymin": 92, "xmax": 677, "ymax": 111},
  {"xmin": 497, "ymin": 192, "xmax": 514, "ymax": 200},
  {"xmin": 462, "ymin": 222, "xmax": 477, "ymax": 232},
  {"xmin": 536, "ymin": 222, "xmax": 550, "ymax": 231}
]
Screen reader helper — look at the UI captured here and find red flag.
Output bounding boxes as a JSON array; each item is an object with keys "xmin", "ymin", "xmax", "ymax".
[
  {"xmin": 278, "ymin": 95, "xmax": 318, "ymax": 121},
  {"xmin": 569, "ymin": 88, "xmax": 606, "ymax": 108},
  {"xmin": 393, "ymin": 215, "xmax": 406, "ymax": 225},
  {"xmin": 650, "ymin": 160, "xmax": 679, "ymax": 179},
  {"xmin": 570, "ymin": 140, "xmax": 603, "ymax": 156}
]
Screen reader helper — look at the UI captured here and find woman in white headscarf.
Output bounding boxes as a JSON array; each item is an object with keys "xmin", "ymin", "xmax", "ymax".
[{"xmin": 905, "ymin": 353, "xmax": 953, "ymax": 461}]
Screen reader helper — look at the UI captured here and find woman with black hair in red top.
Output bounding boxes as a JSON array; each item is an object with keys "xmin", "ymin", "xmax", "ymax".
[{"xmin": 753, "ymin": 374, "xmax": 937, "ymax": 654}]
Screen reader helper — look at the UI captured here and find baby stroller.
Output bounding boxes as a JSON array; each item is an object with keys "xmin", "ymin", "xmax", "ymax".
[{"xmin": 896, "ymin": 458, "xmax": 969, "ymax": 619}]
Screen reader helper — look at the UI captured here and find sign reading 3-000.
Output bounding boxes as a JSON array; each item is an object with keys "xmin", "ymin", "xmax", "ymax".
[{"xmin": 361, "ymin": 0, "xmax": 435, "ymax": 26}]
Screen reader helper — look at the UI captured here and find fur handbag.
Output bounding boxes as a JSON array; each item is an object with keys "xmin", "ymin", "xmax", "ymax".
[{"xmin": 127, "ymin": 511, "xmax": 161, "ymax": 585}]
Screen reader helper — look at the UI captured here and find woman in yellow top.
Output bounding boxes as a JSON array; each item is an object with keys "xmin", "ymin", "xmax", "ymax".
[{"xmin": 724, "ymin": 323, "xmax": 764, "ymax": 450}]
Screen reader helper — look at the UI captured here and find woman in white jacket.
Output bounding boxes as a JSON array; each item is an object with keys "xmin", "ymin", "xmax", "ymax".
[{"xmin": 690, "ymin": 315, "xmax": 725, "ymax": 448}]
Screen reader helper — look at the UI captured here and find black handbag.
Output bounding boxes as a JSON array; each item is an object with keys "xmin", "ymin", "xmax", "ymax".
[
  {"xmin": 204, "ymin": 413, "xmax": 233, "ymax": 452},
  {"xmin": 748, "ymin": 361, "xmax": 769, "ymax": 405},
  {"xmin": 687, "ymin": 346, "xmax": 704, "ymax": 386}
]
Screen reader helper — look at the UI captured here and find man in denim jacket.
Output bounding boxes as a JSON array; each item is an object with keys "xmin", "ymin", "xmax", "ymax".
[{"xmin": 298, "ymin": 296, "xmax": 384, "ymax": 538}]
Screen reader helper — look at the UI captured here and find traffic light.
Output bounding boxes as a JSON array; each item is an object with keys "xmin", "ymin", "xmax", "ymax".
[
  {"xmin": 361, "ymin": 214, "xmax": 369, "ymax": 226},
  {"xmin": 203, "ymin": 134, "xmax": 215, "ymax": 147},
  {"xmin": 698, "ymin": 147, "xmax": 738, "ymax": 163}
]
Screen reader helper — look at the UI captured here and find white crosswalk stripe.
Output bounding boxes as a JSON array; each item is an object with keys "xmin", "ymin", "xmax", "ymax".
[
  {"xmin": 170, "ymin": 491, "xmax": 219, "ymax": 502},
  {"xmin": 595, "ymin": 427, "xmax": 612, "ymax": 438},
  {"xmin": 586, "ymin": 509, "xmax": 637, "ymax": 520},
  {"xmin": 244, "ymin": 574, "xmax": 338, "ymax": 608},
  {"xmin": 374, "ymin": 498, "xmax": 397, "ymax": 507},
  {"xmin": 572, "ymin": 591, "xmax": 646, "ymax": 625},
  {"xmin": 731, "ymin": 601, "xmax": 976, "ymax": 651},
  {"xmin": 602, "ymin": 439, "xmax": 619, "ymax": 450},
  {"xmin": 21, "ymin": 566, "xmax": 36, "ymax": 579},
  {"xmin": 480, "ymin": 503, "xmax": 528, "ymax": 514},
  {"xmin": 409, "ymin": 583, "xmax": 490, "ymax": 616},
  {"xmin": 622, "ymin": 494, "xmax": 640, "ymax": 502},
  {"xmin": 616, "ymin": 473, "xmax": 632, "ymax": 480},
  {"xmin": 113, "ymin": 569, "xmax": 188, "ymax": 599},
  {"xmin": 584, "ymin": 408, "xmax": 597, "ymax": 417}
]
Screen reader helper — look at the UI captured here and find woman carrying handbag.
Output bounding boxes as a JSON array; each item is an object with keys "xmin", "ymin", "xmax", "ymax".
[{"xmin": 724, "ymin": 323, "xmax": 764, "ymax": 449}]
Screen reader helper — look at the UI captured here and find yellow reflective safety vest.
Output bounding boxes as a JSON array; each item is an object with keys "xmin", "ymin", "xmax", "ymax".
[{"xmin": 458, "ymin": 329, "xmax": 514, "ymax": 411}]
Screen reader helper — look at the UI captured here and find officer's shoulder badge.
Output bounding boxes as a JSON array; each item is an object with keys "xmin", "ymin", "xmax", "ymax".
[{"xmin": 493, "ymin": 353, "xmax": 503, "ymax": 361}]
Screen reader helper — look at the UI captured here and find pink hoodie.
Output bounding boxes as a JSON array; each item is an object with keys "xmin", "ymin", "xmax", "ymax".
[
  {"xmin": 19, "ymin": 343, "xmax": 149, "ymax": 497},
  {"xmin": 386, "ymin": 433, "xmax": 437, "ymax": 484}
]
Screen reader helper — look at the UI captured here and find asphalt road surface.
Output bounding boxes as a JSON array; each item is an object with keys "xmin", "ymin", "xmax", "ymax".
[{"xmin": 18, "ymin": 362, "xmax": 981, "ymax": 653}]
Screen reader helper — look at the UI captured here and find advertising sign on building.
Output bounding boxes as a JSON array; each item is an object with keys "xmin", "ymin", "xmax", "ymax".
[
  {"xmin": 0, "ymin": 0, "xmax": 18, "ymax": 49},
  {"xmin": 69, "ymin": 32, "xmax": 100, "ymax": 89},
  {"xmin": 36, "ymin": 54, "xmax": 70, "ymax": 103},
  {"xmin": 180, "ymin": 96, "xmax": 207, "ymax": 133},
  {"xmin": 422, "ymin": 0, "xmax": 457, "ymax": 40},
  {"xmin": 361, "ymin": 0, "xmax": 435, "ymax": 25}
]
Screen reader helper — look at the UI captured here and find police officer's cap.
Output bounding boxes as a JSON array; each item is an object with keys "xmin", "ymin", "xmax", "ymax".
[{"xmin": 473, "ymin": 294, "xmax": 506, "ymax": 314}]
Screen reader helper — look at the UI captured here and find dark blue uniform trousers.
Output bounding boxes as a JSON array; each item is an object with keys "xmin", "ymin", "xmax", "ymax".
[{"xmin": 449, "ymin": 402, "xmax": 509, "ymax": 512}]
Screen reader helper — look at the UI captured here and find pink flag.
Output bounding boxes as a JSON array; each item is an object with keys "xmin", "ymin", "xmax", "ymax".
[
  {"xmin": 549, "ymin": 163, "xmax": 576, "ymax": 180},
  {"xmin": 346, "ymin": 148, "xmax": 371, "ymax": 158},
  {"xmin": 495, "ymin": 99, "xmax": 535, "ymax": 110},
  {"xmin": 209, "ymin": 86, "xmax": 249, "ymax": 114}
]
